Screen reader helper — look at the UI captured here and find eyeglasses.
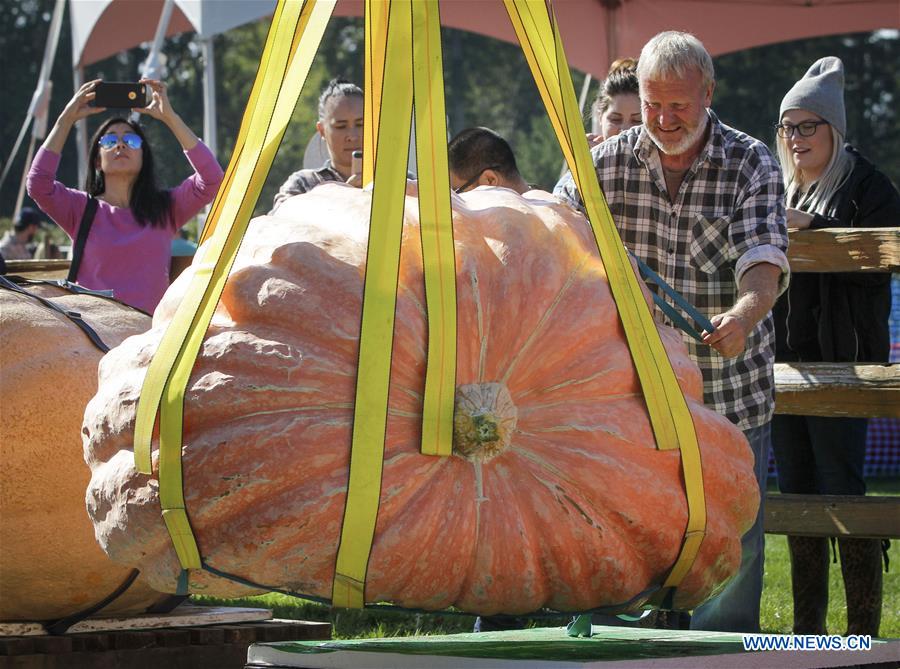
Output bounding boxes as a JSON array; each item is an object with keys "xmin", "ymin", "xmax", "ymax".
[
  {"xmin": 773, "ymin": 121, "xmax": 829, "ymax": 139},
  {"xmin": 454, "ymin": 165, "xmax": 503, "ymax": 193},
  {"xmin": 98, "ymin": 132, "xmax": 143, "ymax": 151}
]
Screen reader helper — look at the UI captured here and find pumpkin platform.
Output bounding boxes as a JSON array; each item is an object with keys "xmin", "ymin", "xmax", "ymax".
[
  {"xmin": 0, "ymin": 606, "xmax": 330, "ymax": 669},
  {"xmin": 245, "ymin": 625, "xmax": 900, "ymax": 669}
]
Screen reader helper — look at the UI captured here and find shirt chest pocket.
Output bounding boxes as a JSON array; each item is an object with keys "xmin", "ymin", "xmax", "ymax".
[{"xmin": 689, "ymin": 213, "xmax": 733, "ymax": 274}]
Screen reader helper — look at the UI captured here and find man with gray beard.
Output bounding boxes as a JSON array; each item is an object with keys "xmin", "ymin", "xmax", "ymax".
[{"xmin": 555, "ymin": 31, "xmax": 789, "ymax": 633}]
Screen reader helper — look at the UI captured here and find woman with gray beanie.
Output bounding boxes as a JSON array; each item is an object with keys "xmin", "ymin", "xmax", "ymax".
[{"xmin": 771, "ymin": 56, "xmax": 900, "ymax": 638}]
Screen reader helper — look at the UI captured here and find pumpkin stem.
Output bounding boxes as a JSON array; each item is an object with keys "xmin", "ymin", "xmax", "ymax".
[{"xmin": 452, "ymin": 382, "xmax": 517, "ymax": 462}]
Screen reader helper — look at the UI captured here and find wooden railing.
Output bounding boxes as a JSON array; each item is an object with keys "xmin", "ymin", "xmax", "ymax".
[
  {"xmin": 4, "ymin": 258, "xmax": 71, "ymax": 279},
  {"xmin": 4, "ymin": 256, "xmax": 192, "ymax": 282},
  {"xmin": 767, "ymin": 227, "xmax": 900, "ymax": 539}
]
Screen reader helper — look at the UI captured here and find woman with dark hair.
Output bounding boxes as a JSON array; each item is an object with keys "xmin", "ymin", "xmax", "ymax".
[
  {"xmin": 26, "ymin": 78, "xmax": 223, "ymax": 313},
  {"xmin": 586, "ymin": 57, "xmax": 641, "ymax": 147},
  {"xmin": 270, "ymin": 78, "xmax": 364, "ymax": 212}
]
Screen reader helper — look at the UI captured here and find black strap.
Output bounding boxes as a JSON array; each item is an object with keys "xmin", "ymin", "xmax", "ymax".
[
  {"xmin": 43, "ymin": 569, "xmax": 141, "ymax": 635},
  {"xmin": 67, "ymin": 196, "xmax": 99, "ymax": 283},
  {"xmin": 0, "ymin": 275, "xmax": 110, "ymax": 353}
]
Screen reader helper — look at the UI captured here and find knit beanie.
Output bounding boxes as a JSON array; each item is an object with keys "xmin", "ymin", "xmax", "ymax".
[{"xmin": 779, "ymin": 56, "xmax": 846, "ymax": 137}]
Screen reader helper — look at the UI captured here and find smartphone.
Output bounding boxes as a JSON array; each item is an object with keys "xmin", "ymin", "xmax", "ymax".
[
  {"xmin": 351, "ymin": 150, "xmax": 363, "ymax": 175},
  {"xmin": 89, "ymin": 82, "xmax": 149, "ymax": 109}
]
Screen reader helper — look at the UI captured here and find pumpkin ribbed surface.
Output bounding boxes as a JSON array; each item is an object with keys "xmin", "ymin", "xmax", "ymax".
[
  {"xmin": 84, "ymin": 184, "xmax": 758, "ymax": 613},
  {"xmin": 0, "ymin": 285, "xmax": 171, "ymax": 621}
]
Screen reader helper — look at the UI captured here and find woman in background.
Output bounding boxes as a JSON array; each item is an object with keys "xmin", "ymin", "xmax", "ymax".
[
  {"xmin": 27, "ymin": 78, "xmax": 223, "ymax": 314},
  {"xmin": 586, "ymin": 58, "xmax": 641, "ymax": 147},
  {"xmin": 771, "ymin": 56, "xmax": 900, "ymax": 638},
  {"xmin": 270, "ymin": 78, "xmax": 364, "ymax": 212}
]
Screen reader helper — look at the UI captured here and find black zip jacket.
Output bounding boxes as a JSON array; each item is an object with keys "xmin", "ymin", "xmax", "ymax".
[{"xmin": 774, "ymin": 145, "xmax": 900, "ymax": 363}]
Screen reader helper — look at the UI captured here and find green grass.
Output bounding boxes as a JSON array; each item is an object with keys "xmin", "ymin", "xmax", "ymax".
[
  {"xmin": 194, "ymin": 479, "xmax": 899, "ymax": 640},
  {"xmin": 760, "ymin": 479, "xmax": 899, "ymax": 636},
  {"xmin": 192, "ymin": 593, "xmax": 480, "ymax": 639}
]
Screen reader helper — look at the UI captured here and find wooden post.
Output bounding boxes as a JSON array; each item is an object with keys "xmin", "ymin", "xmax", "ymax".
[
  {"xmin": 787, "ymin": 227, "xmax": 899, "ymax": 273},
  {"xmin": 774, "ymin": 362, "xmax": 900, "ymax": 418}
]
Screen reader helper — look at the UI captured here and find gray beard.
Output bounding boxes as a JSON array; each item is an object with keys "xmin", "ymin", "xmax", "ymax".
[{"xmin": 648, "ymin": 114, "xmax": 709, "ymax": 157}]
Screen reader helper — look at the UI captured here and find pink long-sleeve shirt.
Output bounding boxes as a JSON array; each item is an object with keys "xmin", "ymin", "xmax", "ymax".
[{"xmin": 27, "ymin": 143, "xmax": 223, "ymax": 313}]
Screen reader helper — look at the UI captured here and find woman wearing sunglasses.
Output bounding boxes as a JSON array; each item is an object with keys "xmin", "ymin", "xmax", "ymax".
[
  {"xmin": 771, "ymin": 57, "xmax": 899, "ymax": 638},
  {"xmin": 26, "ymin": 78, "xmax": 223, "ymax": 313}
]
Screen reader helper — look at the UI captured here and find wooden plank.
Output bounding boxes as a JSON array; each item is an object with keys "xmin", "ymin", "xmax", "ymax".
[
  {"xmin": 4, "ymin": 259, "xmax": 71, "ymax": 274},
  {"xmin": 30, "ymin": 636, "xmax": 73, "ymax": 654},
  {"xmin": 110, "ymin": 630, "xmax": 157, "ymax": 651},
  {"xmin": 774, "ymin": 362, "xmax": 899, "ymax": 418},
  {"xmin": 0, "ymin": 605, "xmax": 272, "ymax": 637},
  {"xmin": 0, "ymin": 620, "xmax": 329, "ymax": 668},
  {"xmin": 188, "ymin": 626, "xmax": 226, "ymax": 646},
  {"xmin": 0, "ymin": 637, "xmax": 35, "ymax": 656},
  {"xmin": 216, "ymin": 624, "xmax": 258, "ymax": 646},
  {"xmin": 3, "ymin": 258, "xmax": 71, "ymax": 280},
  {"xmin": 153, "ymin": 628, "xmax": 191, "ymax": 647},
  {"xmin": 69, "ymin": 633, "xmax": 111, "ymax": 653},
  {"xmin": 0, "ymin": 644, "xmax": 252, "ymax": 669},
  {"xmin": 765, "ymin": 493, "xmax": 900, "ymax": 539},
  {"xmin": 787, "ymin": 227, "xmax": 900, "ymax": 273}
]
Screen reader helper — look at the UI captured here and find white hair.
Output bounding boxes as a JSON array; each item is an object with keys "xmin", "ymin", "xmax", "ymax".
[
  {"xmin": 776, "ymin": 124, "xmax": 854, "ymax": 215},
  {"xmin": 637, "ymin": 31, "xmax": 715, "ymax": 88}
]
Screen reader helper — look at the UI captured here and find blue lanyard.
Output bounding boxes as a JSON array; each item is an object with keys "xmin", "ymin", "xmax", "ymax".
[{"xmin": 630, "ymin": 252, "xmax": 716, "ymax": 342}]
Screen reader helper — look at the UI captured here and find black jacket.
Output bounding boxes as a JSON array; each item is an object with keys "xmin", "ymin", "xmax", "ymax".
[{"xmin": 774, "ymin": 145, "xmax": 900, "ymax": 363}]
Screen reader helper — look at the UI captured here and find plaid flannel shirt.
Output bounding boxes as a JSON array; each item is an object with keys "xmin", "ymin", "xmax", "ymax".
[{"xmin": 554, "ymin": 110, "xmax": 789, "ymax": 430}]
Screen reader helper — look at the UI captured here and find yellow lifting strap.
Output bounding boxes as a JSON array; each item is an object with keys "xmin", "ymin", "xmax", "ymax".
[
  {"xmin": 132, "ymin": 0, "xmax": 336, "ymax": 571},
  {"xmin": 332, "ymin": 0, "xmax": 458, "ymax": 609},
  {"xmin": 503, "ymin": 0, "xmax": 706, "ymax": 603},
  {"xmin": 333, "ymin": 0, "xmax": 407, "ymax": 609},
  {"xmin": 362, "ymin": 0, "xmax": 387, "ymax": 187},
  {"xmin": 412, "ymin": 0, "xmax": 457, "ymax": 458}
]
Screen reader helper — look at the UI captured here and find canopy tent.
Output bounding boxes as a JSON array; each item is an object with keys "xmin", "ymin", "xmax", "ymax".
[
  {"xmin": 336, "ymin": 0, "xmax": 900, "ymax": 76},
  {"xmin": 70, "ymin": 0, "xmax": 899, "ymax": 82},
  {"xmin": 6, "ymin": 0, "xmax": 897, "ymax": 218},
  {"xmin": 70, "ymin": 0, "xmax": 276, "ymax": 68}
]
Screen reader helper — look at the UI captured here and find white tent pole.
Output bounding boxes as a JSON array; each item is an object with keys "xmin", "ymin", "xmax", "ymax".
[
  {"xmin": 197, "ymin": 34, "xmax": 217, "ymax": 239},
  {"xmin": 0, "ymin": 0, "xmax": 65, "ymax": 205},
  {"xmin": 33, "ymin": 0, "xmax": 66, "ymax": 137},
  {"xmin": 201, "ymin": 35, "xmax": 217, "ymax": 159},
  {"xmin": 131, "ymin": 0, "xmax": 176, "ymax": 123},
  {"xmin": 74, "ymin": 65, "xmax": 88, "ymax": 189},
  {"xmin": 14, "ymin": 137, "xmax": 39, "ymax": 217},
  {"xmin": 558, "ymin": 73, "xmax": 593, "ymax": 179}
]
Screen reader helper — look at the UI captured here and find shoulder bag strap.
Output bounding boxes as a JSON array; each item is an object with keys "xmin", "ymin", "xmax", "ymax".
[{"xmin": 67, "ymin": 196, "xmax": 99, "ymax": 283}]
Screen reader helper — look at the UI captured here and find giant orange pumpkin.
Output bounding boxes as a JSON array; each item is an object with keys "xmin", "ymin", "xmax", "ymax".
[
  {"xmin": 84, "ymin": 184, "xmax": 758, "ymax": 614},
  {"xmin": 0, "ymin": 284, "xmax": 173, "ymax": 621}
]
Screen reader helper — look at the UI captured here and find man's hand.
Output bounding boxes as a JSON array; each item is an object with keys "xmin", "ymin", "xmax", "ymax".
[
  {"xmin": 701, "ymin": 262, "xmax": 783, "ymax": 358},
  {"xmin": 702, "ymin": 313, "xmax": 749, "ymax": 358}
]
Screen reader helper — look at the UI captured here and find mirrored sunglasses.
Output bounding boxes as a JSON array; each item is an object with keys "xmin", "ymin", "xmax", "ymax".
[{"xmin": 98, "ymin": 132, "xmax": 143, "ymax": 150}]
